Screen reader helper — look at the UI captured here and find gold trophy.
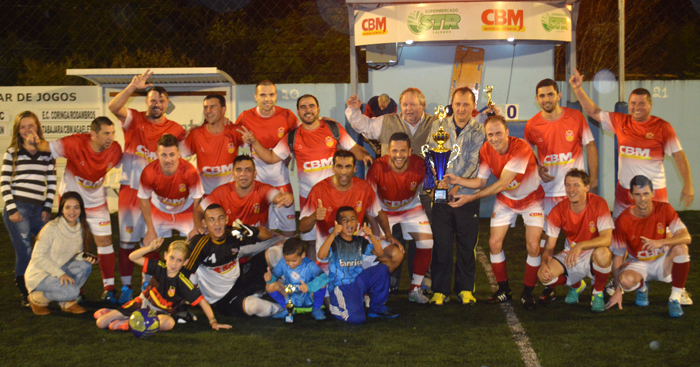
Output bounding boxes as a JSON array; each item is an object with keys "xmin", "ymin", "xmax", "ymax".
[
  {"xmin": 484, "ymin": 86, "xmax": 496, "ymax": 116},
  {"xmin": 284, "ymin": 284, "xmax": 298, "ymax": 323},
  {"xmin": 420, "ymin": 105, "xmax": 461, "ymax": 203}
]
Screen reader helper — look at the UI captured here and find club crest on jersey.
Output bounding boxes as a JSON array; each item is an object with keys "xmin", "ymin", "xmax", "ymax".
[
  {"xmin": 126, "ymin": 226, "xmax": 134, "ymax": 234},
  {"xmin": 589, "ymin": 221, "xmax": 595, "ymax": 233},
  {"xmin": 291, "ymin": 272, "xmax": 301, "ymax": 281},
  {"xmin": 491, "ymin": 211, "xmax": 497, "ymax": 218},
  {"xmin": 325, "ymin": 136, "xmax": 334, "ymax": 147},
  {"xmin": 228, "ymin": 142, "xmax": 235, "ymax": 154},
  {"xmin": 179, "ymin": 183, "xmax": 186, "ymax": 192},
  {"xmin": 168, "ymin": 286, "xmax": 176, "ymax": 298},
  {"xmin": 277, "ymin": 127, "xmax": 285, "ymax": 138},
  {"xmin": 646, "ymin": 132, "xmax": 654, "ymax": 140},
  {"xmin": 410, "ymin": 181, "xmax": 418, "ymax": 191},
  {"xmin": 253, "ymin": 203, "xmax": 260, "ymax": 214},
  {"xmin": 657, "ymin": 223, "xmax": 665, "ymax": 235},
  {"xmin": 565, "ymin": 129, "xmax": 574, "ymax": 142},
  {"xmin": 107, "ymin": 162, "xmax": 114, "ymax": 171},
  {"xmin": 355, "ymin": 201, "xmax": 363, "ymax": 213}
]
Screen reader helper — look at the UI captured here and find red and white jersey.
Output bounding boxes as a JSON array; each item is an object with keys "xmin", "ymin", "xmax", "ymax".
[
  {"xmin": 137, "ymin": 159, "xmax": 203, "ymax": 214},
  {"xmin": 180, "ymin": 123, "xmax": 243, "ymax": 194},
  {"xmin": 121, "ymin": 109, "xmax": 187, "ymax": 189},
  {"xmin": 525, "ymin": 107, "xmax": 594, "ymax": 197},
  {"xmin": 478, "ymin": 136, "xmax": 544, "ymax": 210},
  {"xmin": 301, "ymin": 177, "xmax": 381, "ymax": 242},
  {"xmin": 545, "ymin": 193, "xmax": 613, "ymax": 257},
  {"xmin": 50, "ymin": 133, "xmax": 122, "ymax": 209},
  {"xmin": 272, "ymin": 121, "xmax": 357, "ymax": 197},
  {"xmin": 366, "ymin": 154, "xmax": 425, "ymax": 214},
  {"xmin": 200, "ymin": 181, "xmax": 279, "ymax": 227},
  {"xmin": 235, "ymin": 106, "xmax": 299, "ymax": 187},
  {"xmin": 612, "ymin": 201, "xmax": 686, "ymax": 261},
  {"xmin": 601, "ymin": 111, "xmax": 682, "ymax": 189}
]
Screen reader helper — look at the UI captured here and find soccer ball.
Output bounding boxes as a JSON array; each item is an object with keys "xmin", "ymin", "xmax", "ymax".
[{"xmin": 129, "ymin": 309, "xmax": 160, "ymax": 338}]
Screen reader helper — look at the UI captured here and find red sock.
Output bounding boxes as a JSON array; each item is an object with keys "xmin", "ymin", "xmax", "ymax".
[
  {"xmin": 118, "ymin": 244, "xmax": 135, "ymax": 288},
  {"xmin": 524, "ymin": 263, "xmax": 539, "ymax": 288},
  {"xmin": 593, "ymin": 269, "xmax": 609, "ymax": 293},
  {"xmin": 491, "ymin": 261, "xmax": 508, "ymax": 283},
  {"xmin": 672, "ymin": 259, "xmax": 690, "ymax": 289},
  {"xmin": 411, "ymin": 248, "xmax": 432, "ymax": 288},
  {"xmin": 571, "ymin": 280, "xmax": 581, "ymax": 288},
  {"xmin": 97, "ymin": 251, "xmax": 116, "ymax": 291},
  {"xmin": 552, "ymin": 275, "xmax": 567, "ymax": 287}
]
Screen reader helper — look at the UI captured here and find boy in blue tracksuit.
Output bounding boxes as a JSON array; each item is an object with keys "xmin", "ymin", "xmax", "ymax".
[
  {"xmin": 265, "ymin": 237, "xmax": 329, "ymax": 320},
  {"xmin": 318, "ymin": 206, "xmax": 398, "ymax": 325}
]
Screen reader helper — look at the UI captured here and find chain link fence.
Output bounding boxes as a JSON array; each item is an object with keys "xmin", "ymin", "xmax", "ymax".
[{"xmin": 0, "ymin": 0, "xmax": 367, "ymax": 86}]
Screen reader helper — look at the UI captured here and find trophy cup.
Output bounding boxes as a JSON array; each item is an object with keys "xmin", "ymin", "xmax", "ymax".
[
  {"xmin": 484, "ymin": 86, "xmax": 496, "ymax": 116},
  {"xmin": 421, "ymin": 105, "xmax": 461, "ymax": 204},
  {"xmin": 284, "ymin": 284, "xmax": 298, "ymax": 323}
]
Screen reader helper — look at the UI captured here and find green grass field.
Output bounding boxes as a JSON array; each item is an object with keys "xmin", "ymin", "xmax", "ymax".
[{"xmin": 1, "ymin": 213, "xmax": 698, "ymax": 366}]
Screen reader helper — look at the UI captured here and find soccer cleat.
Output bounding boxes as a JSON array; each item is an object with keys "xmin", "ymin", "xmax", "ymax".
[
  {"xmin": 680, "ymin": 288, "xmax": 693, "ymax": 306},
  {"xmin": 457, "ymin": 291, "xmax": 477, "ymax": 305},
  {"xmin": 101, "ymin": 290, "xmax": 117, "ymax": 305},
  {"xmin": 635, "ymin": 282, "xmax": 649, "ymax": 307},
  {"xmin": 429, "ymin": 292, "xmax": 449, "ymax": 306},
  {"xmin": 520, "ymin": 293, "xmax": 536, "ymax": 310},
  {"xmin": 94, "ymin": 308, "xmax": 112, "ymax": 320},
  {"xmin": 669, "ymin": 300, "xmax": 684, "ymax": 318},
  {"xmin": 605, "ymin": 280, "xmax": 616, "ymax": 297},
  {"xmin": 367, "ymin": 307, "xmax": 399, "ymax": 319},
  {"xmin": 176, "ymin": 310, "xmax": 198, "ymax": 324},
  {"xmin": 591, "ymin": 293, "xmax": 605, "ymax": 313},
  {"xmin": 537, "ymin": 287, "xmax": 556, "ymax": 305},
  {"xmin": 486, "ymin": 289, "xmax": 512, "ymax": 304},
  {"xmin": 109, "ymin": 319, "xmax": 130, "ymax": 331},
  {"xmin": 565, "ymin": 280, "xmax": 586, "ymax": 304},
  {"xmin": 118, "ymin": 286, "xmax": 133, "ymax": 305},
  {"xmin": 271, "ymin": 308, "xmax": 288, "ymax": 319},
  {"xmin": 312, "ymin": 308, "xmax": 326, "ymax": 321},
  {"xmin": 408, "ymin": 288, "xmax": 430, "ymax": 304}
]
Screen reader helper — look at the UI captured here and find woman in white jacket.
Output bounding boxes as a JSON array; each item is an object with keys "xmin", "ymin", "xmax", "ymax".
[{"xmin": 25, "ymin": 192, "xmax": 98, "ymax": 315}]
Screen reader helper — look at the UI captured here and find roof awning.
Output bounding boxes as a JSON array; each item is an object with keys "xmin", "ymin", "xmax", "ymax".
[
  {"xmin": 66, "ymin": 67, "xmax": 235, "ymax": 87},
  {"xmin": 346, "ymin": 0, "xmax": 577, "ymax": 4}
]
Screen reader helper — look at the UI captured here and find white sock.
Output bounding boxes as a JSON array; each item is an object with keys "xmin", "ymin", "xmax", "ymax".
[
  {"xmin": 243, "ymin": 296, "xmax": 281, "ymax": 317},
  {"xmin": 670, "ymin": 287, "xmax": 683, "ymax": 302}
]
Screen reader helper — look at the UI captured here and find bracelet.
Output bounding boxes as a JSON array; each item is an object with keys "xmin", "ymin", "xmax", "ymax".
[{"xmin": 209, "ymin": 318, "xmax": 217, "ymax": 325}]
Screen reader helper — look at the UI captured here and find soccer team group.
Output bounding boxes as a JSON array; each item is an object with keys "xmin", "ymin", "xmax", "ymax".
[{"xmin": 9, "ymin": 68, "xmax": 694, "ymax": 332}]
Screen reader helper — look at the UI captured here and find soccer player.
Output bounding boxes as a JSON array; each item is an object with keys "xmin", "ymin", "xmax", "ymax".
[
  {"xmin": 426, "ymin": 87, "xmax": 486, "ymax": 306},
  {"xmin": 525, "ymin": 78, "xmax": 598, "ymax": 303},
  {"xmin": 184, "ymin": 204, "xmax": 284, "ymax": 317},
  {"xmin": 443, "ymin": 115, "xmax": 544, "ymax": 309},
  {"xmin": 109, "ymin": 70, "xmax": 187, "ymax": 303},
  {"xmin": 26, "ymin": 117, "xmax": 123, "ymax": 302},
  {"xmin": 318, "ymin": 207, "xmax": 398, "ymax": 324},
  {"xmin": 538, "ymin": 169, "xmax": 613, "ymax": 312},
  {"xmin": 569, "ymin": 68, "xmax": 693, "ymax": 216},
  {"xmin": 234, "ymin": 81, "xmax": 299, "ymax": 237},
  {"xmin": 239, "ymin": 94, "xmax": 372, "ymax": 260},
  {"xmin": 138, "ymin": 134, "xmax": 204, "ymax": 249},
  {"xmin": 606, "ymin": 175, "xmax": 691, "ymax": 317},
  {"xmin": 180, "ymin": 94, "xmax": 244, "ymax": 195},
  {"xmin": 193, "ymin": 155, "xmax": 294, "ymax": 231},
  {"xmin": 366, "ymin": 132, "xmax": 433, "ymax": 303},
  {"xmin": 299, "ymin": 150, "xmax": 403, "ymax": 271}
]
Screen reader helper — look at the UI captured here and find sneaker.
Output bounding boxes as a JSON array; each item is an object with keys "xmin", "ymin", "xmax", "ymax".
[
  {"xmin": 520, "ymin": 293, "xmax": 536, "ymax": 310},
  {"xmin": 457, "ymin": 291, "xmax": 476, "ymax": 305},
  {"xmin": 118, "ymin": 286, "xmax": 133, "ymax": 305},
  {"xmin": 669, "ymin": 299, "xmax": 684, "ymax": 318},
  {"xmin": 77, "ymin": 289, "xmax": 87, "ymax": 304},
  {"xmin": 486, "ymin": 289, "xmax": 512, "ymax": 304},
  {"xmin": 429, "ymin": 292, "xmax": 449, "ymax": 306},
  {"xmin": 271, "ymin": 307, "xmax": 288, "ymax": 319},
  {"xmin": 101, "ymin": 290, "xmax": 117, "ymax": 305},
  {"xmin": 312, "ymin": 308, "xmax": 326, "ymax": 321},
  {"xmin": 538, "ymin": 287, "xmax": 556, "ymax": 305},
  {"xmin": 21, "ymin": 295, "xmax": 30, "ymax": 308},
  {"xmin": 367, "ymin": 307, "xmax": 399, "ymax": 318},
  {"xmin": 94, "ymin": 308, "xmax": 112, "ymax": 320},
  {"xmin": 635, "ymin": 282, "xmax": 649, "ymax": 307},
  {"xmin": 109, "ymin": 319, "xmax": 130, "ymax": 331},
  {"xmin": 409, "ymin": 288, "xmax": 430, "ymax": 304},
  {"xmin": 605, "ymin": 280, "xmax": 616, "ymax": 297},
  {"xmin": 176, "ymin": 310, "xmax": 198, "ymax": 324},
  {"xmin": 591, "ymin": 293, "xmax": 605, "ymax": 313},
  {"xmin": 680, "ymin": 288, "xmax": 693, "ymax": 306},
  {"xmin": 565, "ymin": 280, "xmax": 586, "ymax": 304}
]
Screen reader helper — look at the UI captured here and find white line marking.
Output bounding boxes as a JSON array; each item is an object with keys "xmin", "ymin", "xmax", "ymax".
[{"xmin": 476, "ymin": 247, "xmax": 541, "ymax": 367}]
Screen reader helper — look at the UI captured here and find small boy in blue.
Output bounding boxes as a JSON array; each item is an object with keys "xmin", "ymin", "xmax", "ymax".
[
  {"xmin": 265, "ymin": 237, "xmax": 329, "ymax": 320},
  {"xmin": 318, "ymin": 206, "xmax": 398, "ymax": 325}
]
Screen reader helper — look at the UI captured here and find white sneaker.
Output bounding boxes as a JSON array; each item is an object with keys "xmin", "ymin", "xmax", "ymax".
[
  {"xmin": 408, "ymin": 288, "xmax": 429, "ymax": 304},
  {"xmin": 681, "ymin": 288, "xmax": 693, "ymax": 306}
]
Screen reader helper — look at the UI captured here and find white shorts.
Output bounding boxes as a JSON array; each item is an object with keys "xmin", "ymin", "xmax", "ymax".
[
  {"xmin": 238, "ymin": 233, "xmax": 285, "ymax": 259},
  {"xmin": 362, "ymin": 238, "xmax": 392, "ymax": 269},
  {"xmin": 299, "ymin": 195, "xmax": 317, "ymax": 242},
  {"xmin": 553, "ymin": 250, "xmax": 593, "ymax": 285},
  {"xmin": 386, "ymin": 206, "xmax": 432, "ymax": 240},
  {"xmin": 86, "ymin": 203, "xmax": 112, "ymax": 236},
  {"xmin": 151, "ymin": 205, "xmax": 194, "ymax": 239},
  {"xmin": 490, "ymin": 198, "xmax": 545, "ymax": 228},
  {"xmin": 621, "ymin": 252, "xmax": 672, "ymax": 283},
  {"xmin": 268, "ymin": 184, "xmax": 296, "ymax": 232}
]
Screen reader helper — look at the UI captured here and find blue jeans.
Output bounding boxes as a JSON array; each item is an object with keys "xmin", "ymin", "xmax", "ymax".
[
  {"xmin": 34, "ymin": 259, "xmax": 92, "ymax": 302},
  {"xmin": 3, "ymin": 201, "xmax": 48, "ymax": 276}
]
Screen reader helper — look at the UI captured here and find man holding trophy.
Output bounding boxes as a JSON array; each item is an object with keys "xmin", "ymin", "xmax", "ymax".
[{"xmin": 425, "ymin": 87, "xmax": 485, "ymax": 306}]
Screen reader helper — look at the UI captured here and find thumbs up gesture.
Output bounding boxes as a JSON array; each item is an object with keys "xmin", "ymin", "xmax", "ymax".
[
  {"xmin": 315, "ymin": 199, "xmax": 327, "ymax": 221},
  {"xmin": 299, "ymin": 279, "xmax": 308, "ymax": 293}
]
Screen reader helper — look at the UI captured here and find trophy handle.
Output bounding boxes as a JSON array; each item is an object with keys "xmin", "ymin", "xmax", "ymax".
[
  {"xmin": 447, "ymin": 145, "xmax": 461, "ymax": 168},
  {"xmin": 421, "ymin": 144, "xmax": 430, "ymax": 158}
]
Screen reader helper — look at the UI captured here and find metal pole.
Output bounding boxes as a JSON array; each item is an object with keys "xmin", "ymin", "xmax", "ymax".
[
  {"xmin": 567, "ymin": 1, "xmax": 580, "ymax": 105},
  {"xmin": 348, "ymin": 5, "xmax": 358, "ymax": 96},
  {"xmin": 618, "ymin": 0, "xmax": 625, "ymax": 101}
]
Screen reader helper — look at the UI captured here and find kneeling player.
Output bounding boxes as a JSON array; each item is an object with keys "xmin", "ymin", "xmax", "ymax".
[
  {"xmin": 606, "ymin": 175, "xmax": 691, "ymax": 317},
  {"xmin": 319, "ymin": 207, "xmax": 398, "ymax": 325},
  {"xmin": 95, "ymin": 239, "xmax": 231, "ymax": 331},
  {"xmin": 538, "ymin": 169, "xmax": 613, "ymax": 312},
  {"xmin": 265, "ymin": 237, "xmax": 329, "ymax": 321}
]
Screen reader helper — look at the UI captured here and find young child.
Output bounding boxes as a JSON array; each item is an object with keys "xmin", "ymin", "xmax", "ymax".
[
  {"xmin": 95, "ymin": 238, "xmax": 231, "ymax": 332},
  {"xmin": 318, "ymin": 206, "xmax": 398, "ymax": 325},
  {"xmin": 265, "ymin": 237, "xmax": 329, "ymax": 321}
]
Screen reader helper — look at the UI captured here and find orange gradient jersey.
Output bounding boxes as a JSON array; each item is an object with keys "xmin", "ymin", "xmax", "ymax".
[
  {"xmin": 612, "ymin": 202, "xmax": 686, "ymax": 261},
  {"xmin": 180, "ymin": 124, "xmax": 243, "ymax": 194},
  {"xmin": 137, "ymin": 159, "xmax": 203, "ymax": 214},
  {"xmin": 200, "ymin": 181, "xmax": 278, "ymax": 227},
  {"xmin": 545, "ymin": 193, "xmax": 613, "ymax": 256},
  {"xmin": 366, "ymin": 154, "xmax": 425, "ymax": 214}
]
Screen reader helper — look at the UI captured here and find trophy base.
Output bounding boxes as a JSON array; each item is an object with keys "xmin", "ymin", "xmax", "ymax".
[{"xmin": 434, "ymin": 189, "xmax": 448, "ymax": 204}]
